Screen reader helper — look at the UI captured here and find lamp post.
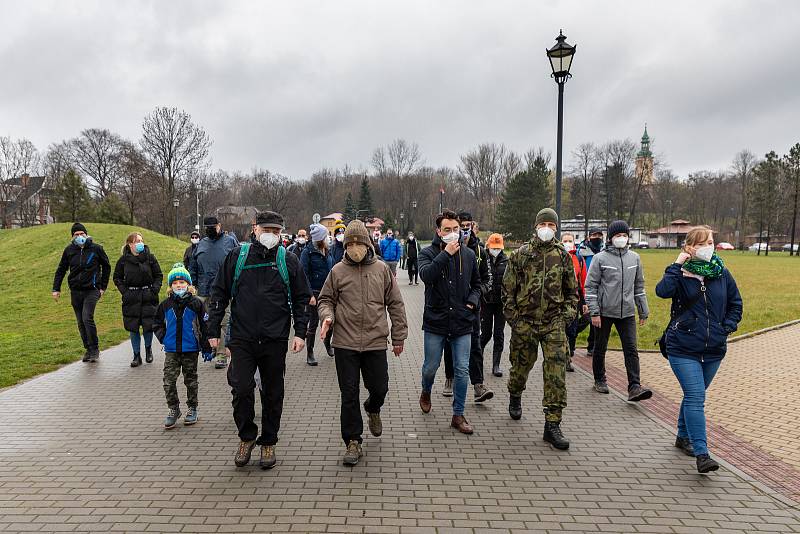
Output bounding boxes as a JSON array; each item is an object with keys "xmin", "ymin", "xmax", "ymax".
[
  {"xmin": 546, "ymin": 30, "xmax": 576, "ymax": 231},
  {"xmin": 410, "ymin": 199, "xmax": 417, "ymax": 233},
  {"xmin": 400, "ymin": 211, "xmax": 405, "ymax": 235},
  {"xmin": 173, "ymin": 197, "xmax": 179, "ymax": 238}
]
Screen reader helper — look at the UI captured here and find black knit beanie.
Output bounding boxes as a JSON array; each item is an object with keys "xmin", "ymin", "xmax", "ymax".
[
  {"xmin": 607, "ymin": 220, "xmax": 630, "ymax": 239},
  {"xmin": 71, "ymin": 222, "xmax": 87, "ymax": 235}
]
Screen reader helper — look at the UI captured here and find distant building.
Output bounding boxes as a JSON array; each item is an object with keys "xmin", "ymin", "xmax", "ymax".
[
  {"xmin": 320, "ymin": 212, "xmax": 344, "ymax": 235},
  {"xmin": 647, "ymin": 219, "xmax": 702, "ymax": 248},
  {"xmin": 214, "ymin": 205, "xmax": 258, "ymax": 241},
  {"xmin": 0, "ymin": 174, "xmax": 52, "ymax": 229},
  {"xmin": 635, "ymin": 124, "xmax": 654, "ymax": 185},
  {"xmin": 561, "ymin": 218, "xmax": 644, "ymax": 244}
]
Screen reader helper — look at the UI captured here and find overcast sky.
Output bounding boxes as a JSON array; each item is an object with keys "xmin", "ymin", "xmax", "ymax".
[{"xmin": 2, "ymin": 0, "xmax": 799, "ymax": 180}]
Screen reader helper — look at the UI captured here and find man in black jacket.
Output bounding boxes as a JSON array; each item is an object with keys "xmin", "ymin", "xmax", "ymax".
[
  {"xmin": 417, "ymin": 209, "xmax": 481, "ymax": 435},
  {"xmin": 52, "ymin": 223, "xmax": 111, "ymax": 362},
  {"xmin": 208, "ymin": 211, "xmax": 311, "ymax": 471}
]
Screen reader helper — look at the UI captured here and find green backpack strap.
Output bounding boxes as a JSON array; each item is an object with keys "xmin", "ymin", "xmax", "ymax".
[
  {"xmin": 231, "ymin": 243, "xmax": 292, "ymax": 313},
  {"xmin": 276, "ymin": 246, "xmax": 292, "ymax": 314},
  {"xmin": 231, "ymin": 243, "xmax": 251, "ymax": 298}
]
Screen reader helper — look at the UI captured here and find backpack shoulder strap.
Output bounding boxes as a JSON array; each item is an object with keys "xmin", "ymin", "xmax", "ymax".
[
  {"xmin": 277, "ymin": 246, "xmax": 292, "ymax": 313},
  {"xmin": 231, "ymin": 243, "xmax": 251, "ymax": 298}
]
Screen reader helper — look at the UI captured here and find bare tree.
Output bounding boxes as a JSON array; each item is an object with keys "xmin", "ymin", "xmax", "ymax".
[
  {"xmin": 0, "ymin": 137, "xmax": 41, "ymax": 227},
  {"xmin": 458, "ymin": 143, "xmax": 521, "ymax": 224},
  {"xmin": 115, "ymin": 142, "xmax": 154, "ymax": 225},
  {"xmin": 68, "ymin": 129, "xmax": 125, "ymax": 198},
  {"xmin": 731, "ymin": 149, "xmax": 757, "ymax": 249},
  {"xmin": 568, "ymin": 142, "xmax": 601, "ymax": 235}
]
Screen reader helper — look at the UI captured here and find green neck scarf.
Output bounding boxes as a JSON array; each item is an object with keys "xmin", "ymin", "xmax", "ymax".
[{"xmin": 683, "ymin": 254, "xmax": 725, "ymax": 279}]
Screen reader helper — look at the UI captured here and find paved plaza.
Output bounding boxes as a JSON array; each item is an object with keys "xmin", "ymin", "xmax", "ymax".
[{"xmin": 1, "ymin": 284, "xmax": 799, "ymax": 533}]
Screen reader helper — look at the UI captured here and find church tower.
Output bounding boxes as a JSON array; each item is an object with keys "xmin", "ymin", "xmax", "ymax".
[{"xmin": 635, "ymin": 124, "xmax": 654, "ymax": 185}]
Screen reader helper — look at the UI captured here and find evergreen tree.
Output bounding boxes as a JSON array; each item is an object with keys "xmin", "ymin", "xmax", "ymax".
[
  {"xmin": 749, "ymin": 151, "xmax": 782, "ymax": 256},
  {"xmin": 344, "ymin": 192, "xmax": 357, "ymax": 222},
  {"xmin": 357, "ymin": 175, "xmax": 374, "ymax": 215},
  {"xmin": 95, "ymin": 193, "xmax": 130, "ymax": 224},
  {"xmin": 496, "ymin": 155, "xmax": 551, "ymax": 241},
  {"xmin": 51, "ymin": 169, "xmax": 94, "ymax": 222}
]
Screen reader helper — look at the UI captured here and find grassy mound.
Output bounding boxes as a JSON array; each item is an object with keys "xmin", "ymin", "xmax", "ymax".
[{"xmin": 0, "ymin": 223, "xmax": 190, "ymax": 388}]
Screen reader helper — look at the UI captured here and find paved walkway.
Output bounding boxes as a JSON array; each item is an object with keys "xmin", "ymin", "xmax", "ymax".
[{"xmin": 1, "ymin": 283, "xmax": 799, "ymax": 533}]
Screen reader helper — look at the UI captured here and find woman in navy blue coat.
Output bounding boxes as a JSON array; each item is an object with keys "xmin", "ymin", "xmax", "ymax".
[{"xmin": 655, "ymin": 227, "xmax": 742, "ymax": 474}]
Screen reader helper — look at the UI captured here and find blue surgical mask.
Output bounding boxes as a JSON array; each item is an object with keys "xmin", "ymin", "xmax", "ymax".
[
  {"xmin": 74, "ymin": 235, "xmax": 87, "ymax": 246},
  {"xmin": 135, "ymin": 243, "xmax": 145, "ymax": 253},
  {"xmin": 173, "ymin": 288, "xmax": 187, "ymax": 297}
]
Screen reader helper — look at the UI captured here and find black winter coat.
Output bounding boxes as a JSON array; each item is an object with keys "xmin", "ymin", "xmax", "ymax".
[
  {"xmin": 465, "ymin": 233, "xmax": 490, "ymax": 300},
  {"xmin": 482, "ymin": 250, "xmax": 508, "ymax": 305},
  {"xmin": 113, "ymin": 246, "xmax": 163, "ymax": 332},
  {"xmin": 418, "ymin": 234, "xmax": 481, "ymax": 337},
  {"xmin": 53, "ymin": 239, "xmax": 111, "ymax": 292},
  {"xmin": 208, "ymin": 241, "xmax": 312, "ymax": 342}
]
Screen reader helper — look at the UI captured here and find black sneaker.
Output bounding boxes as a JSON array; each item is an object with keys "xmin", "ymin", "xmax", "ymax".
[
  {"xmin": 674, "ymin": 436, "xmax": 694, "ymax": 457},
  {"xmin": 307, "ymin": 352, "xmax": 318, "ymax": 366},
  {"xmin": 145, "ymin": 346, "xmax": 154, "ymax": 363},
  {"xmin": 628, "ymin": 385, "xmax": 653, "ymax": 402},
  {"xmin": 593, "ymin": 381, "xmax": 609, "ymax": 394},
  {"xmin": 566, "ymin": 359, "xmax": 575, "ymax": 372},
  {"xmin": 543, "ymin": 421, "xmax": 570, "ymax": 450},
  {"xmin": 81, "ymin": 350, "xmax": 91, "ymax": 362},
  {"xmin": 88, "ymin": 350, "xmax": 100, "ymax": 362},
  {"xmin": 696, "ymin": 454, "xmax": 719, "ymax": 473}
]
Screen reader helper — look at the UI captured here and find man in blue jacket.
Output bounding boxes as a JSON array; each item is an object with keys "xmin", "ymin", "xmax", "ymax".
[
  {"xmin": 417, "ymin": 210, "xmax": 481, "ymax": 435},
  {"xmin": 189, "ymin": 215, "xmax": 239, "ymax": 369},
  {"xmin": 380, "ymin": 228, "xmax": 402, "ymax": 275}
]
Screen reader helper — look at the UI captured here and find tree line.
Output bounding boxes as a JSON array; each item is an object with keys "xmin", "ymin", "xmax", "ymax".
[{"xmin": 1, "ymin": 107, "xmax": 798, "ymax": 253}]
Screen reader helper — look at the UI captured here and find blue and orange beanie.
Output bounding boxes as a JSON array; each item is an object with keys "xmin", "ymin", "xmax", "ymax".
[{"xmin": 168, "ymin": 263, "xmax": 192, "ymax": 286}]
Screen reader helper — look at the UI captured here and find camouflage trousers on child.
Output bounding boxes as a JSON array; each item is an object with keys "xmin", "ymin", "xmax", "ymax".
[
  {"xmin": 163, "ymin": 352, "xmax": 199, "ymax": 409},
  {"xmin": 507, "ymin": 321, "xmax": 568, "ymax": 423}
]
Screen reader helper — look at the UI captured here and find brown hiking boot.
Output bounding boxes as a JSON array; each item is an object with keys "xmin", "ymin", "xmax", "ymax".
[
  {"xmin": 342, "ymin": 440, "xmax": 363, "ymax": 466},
  {"xmin": 473, "ymin": 383, "xmax": 494, "ymax": 403},
  {"xmin": 259, "ymin": 445, "xmax": 276, "ymax": 470},
  {"xmin": 419, "ymin": 391, "xmax": 431, "ymax": 414},
  {"xmin": 366, "ymin": 408, "xmax": 382, "ymax": 437},
  {"xmin": 234, "ymin": 439, "xmax": 256, "ymax": 467},
  {"xmin": 450, "ymin": 415, "xmax": 474, "ymax": 435}
]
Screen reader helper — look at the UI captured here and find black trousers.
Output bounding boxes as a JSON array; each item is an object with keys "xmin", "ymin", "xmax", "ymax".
[
  {"xmin": 227, "ymin": 339, "xmax": 287, "ymax": 445},
  {"xmin": 480, "ymin": 301, "xmax": 505, "ymax": 367},
  {"xmin": 566, "ymin": 313, "xmax": 591, "ymax": 356},
  {"xmin": 71, "ymin": 289, "xmax": 100, "ymax": 352},
  {"xmin": 306, "ymin": 290, "xmax": 332, "ymax": 353},
  {"xmin": 587, "ymin": 324, "xmax": 596, "ymax": 353},
  {"xmin": 407, "ymin": 257, "xmax": 419, "ymax": 283},
  {"xmin": 592, "ymin": 316, "xmax": 641, "ymax": 391},
  {"xmin": 444, "ymin": 308, "xmax": 483, "ymax": 384},
  {"xmin": 335, "ymin": 348, "xmax": 389, "ymax": 444}
]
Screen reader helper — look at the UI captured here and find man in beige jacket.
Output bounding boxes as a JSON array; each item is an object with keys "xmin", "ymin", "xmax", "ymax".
[{"xmin": 318, "ymin": 220, "xmax": 408, "ymax": 466}]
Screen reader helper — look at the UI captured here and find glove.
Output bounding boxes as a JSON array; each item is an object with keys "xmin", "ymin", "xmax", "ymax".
[{"xmin": 202, "ymin": 351, "xmax": 214, "ymax": 362}]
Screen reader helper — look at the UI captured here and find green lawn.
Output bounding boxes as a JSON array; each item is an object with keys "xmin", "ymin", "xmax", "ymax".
[
  {"xmin": 1, "ymin": 227, "xmax": 798, "ymax": 388},
  {"xmin": 0, "ymin": 223, "xmax": 189, "ymax": 388}
]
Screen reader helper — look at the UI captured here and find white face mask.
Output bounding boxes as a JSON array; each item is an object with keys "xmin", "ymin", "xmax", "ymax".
[
  {"xmin": 488, "ymin": 248, "xmax": 501, "ymax": 257},
  {"xmin": 441, "ymin": 231, "xmax": 460, "ymax": 244},
  {"xmin": 259, "ymin": 232, "xmax": 280, "ymax": 249},
  {"xmin": 563, "ymin": 242, "xmax": 575, "ymax": 252},
  {"xmin": 695, "ymin": 245, "xmax": 714, "ymax": 262},
  {"xmin": 190, "ymin": 238, "xmax": 200, "ymax": 245},
  {"xmin": 537, "ymin": 227, "xmax": 555, "ymax": 242},
  {"xmin": 295, "ymin": 237, "xmax": 306, "ymax": 245},
  {"xmin": 336, "ymin": 233, "xmax": 344, "ymax": 242},
  {"xmin": 612, "ymin": 236, "xmax": 629, "ymax": 249}
]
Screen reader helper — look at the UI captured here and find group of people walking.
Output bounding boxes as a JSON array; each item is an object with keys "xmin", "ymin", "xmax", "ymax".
[{"xmin": 52, "ymin": 203, "xmax": 742, "ymax": 474}]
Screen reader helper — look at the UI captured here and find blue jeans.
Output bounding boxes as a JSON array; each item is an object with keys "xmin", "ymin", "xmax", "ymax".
[
  {"xmin": 130, "ymin": 329, "xmax": 153, "ymax": 354},
  {"xmin": 421, "ymin": 332, "xmax": 470, "ymax": 416},
  {"xmin": 668, "ymin": 355, "xmax": 722, "ymax": 456}
]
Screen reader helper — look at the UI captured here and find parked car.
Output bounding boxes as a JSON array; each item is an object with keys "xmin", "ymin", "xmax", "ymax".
[
  {"xmin": 635, "ymin": 241, "xmax": 650, "ymax": 249},
  {"xmin": 716, "ymin": 242, "xmax": 735, "ymax": 251},
  {"xmin": 782, "ymin": 243, "xmax": 799, "ymax": 252},
  {"xmin": 748, "ymin": 243, "xmax": 771, "ymax": 252}
]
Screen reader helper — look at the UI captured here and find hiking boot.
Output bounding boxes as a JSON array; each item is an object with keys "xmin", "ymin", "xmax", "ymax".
[
  {"xmin": 696, "ymin": 454, "xmax": 720, "ymax": 473},
  {"xmin": 365, "ymin": 402, "xmax": 382, "ymax": 437},
  {"xmin": 82, "ymin": 350, "xmax": 92, "ymax": 362},
  {"xmin": 164, "ymin": 407, "xmax": 181, "ymax": 429},
  {"xmin": 594, "ymin": 381, "xmax": 609, "ymax": 394},
  {"xmin": 442, "ymin": 378, "xmax": 453, "ymax": 397},
  {"xmin": 450, "ymin": 415, "xmax": 474, "ymax": 435},
  {"xmin": 145, "ymin": 346, "xmax": 154, "ymax": 363},
  {"xmin": 234, "ymin": 440, "xmax": 257, "ymax": 467},
  {"xmin": 184, "ymin": 407, "xmax": 198, "ymax": 426},
  {"xmin": 473, "ymin": 383, "xmax": 494, "ymax": 403},
  {"xmin": 492, "ymin": 364, "xmax": 503, "ymax": 377},
  {"xmin": 342, "ymin": 440, "xmax": 363, "ymax": 466},
  {"xmin": 306, "ymin": 351, "xmax": 318, "ymax": 366},
  {"xmin": 419, "ymin": 391, "xmax": 432, "ymax": 414},
  {"xmin": 214, "ymin": 356, "xmax": 227, "ymax": 369},
  {"xmin": 508, "ymin": 395, "xmax": 522, "ymax": 420},
  {"xmin": 543, "ymin": 421, "xmax": 570, "ymax": 450},
  {"xmin": 259, "ymin": 445, "xmax": 277, "ymax": 470},
  {"xmin": 628, "ymin": 385, "xmax": 653, "ymax": 402},
  {"xmin": 325, "ymin": 342, "xmax": 334, "ymax": 357},
  {"xmin": 130, "ymin": 353, "xmax": 142, "ymax": 368},
  {"xmin": 566, "ymin": 358, "xmax": 575, "ymax": 372},
  {"xmin": 674, "ymin": 436, "xmax": 694, "ymax": 457},
  {"xmin": 88, "ymin": 349, "xmax": 100, "ymax": 362}
]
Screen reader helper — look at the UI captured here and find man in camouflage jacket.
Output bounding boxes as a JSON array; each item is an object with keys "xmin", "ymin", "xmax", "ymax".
[{"xmin": 502, "ymin": 208, "xmax": 578, "ymax": 450}]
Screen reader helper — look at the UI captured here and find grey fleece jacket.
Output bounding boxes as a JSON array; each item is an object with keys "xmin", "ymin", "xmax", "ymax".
[{"xmin": 584, "ymin": 246, "xmax": 649, "ymax": 320}]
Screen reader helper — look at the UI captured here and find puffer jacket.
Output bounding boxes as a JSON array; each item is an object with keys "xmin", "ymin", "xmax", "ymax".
[
  {"xmin": 113, "ymin": 246, "xmax": 163, "ymax": 332},
  {"xmin": 318, "ymin": 249, "xmax": 408, "ymax": 351},
  {"xmin": 301, "ymin": 244, "xmax": 334, "ymax": 292},
  {"xmin": 188, "ymin": 231, "xmax": 239, "ymax": 296},
  {"xmin": 656, "ymin": 263, "xmax": 743, "ymax": 361},
  {"xmin": 502, "ymin": 237, "xmax": 578, "ymax": 327},
  {"xmin": 153, "ymin": 289, "xmax": 210, "ymax": 353},
  {"xmin": 380, "ymin": 237, "xmax": 402, "ymax": 262},
  {"xmin": 418, "ymin": 234, "xmax": 481, "ymax": 337},
  {"xmin": 584, "ymin": 246, "xmax": 649, "ymax": 320}
]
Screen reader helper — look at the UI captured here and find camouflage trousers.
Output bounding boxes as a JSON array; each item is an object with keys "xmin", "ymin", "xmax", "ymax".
[
  {"xmin": 163, "ymin": 352, "xmax": 199, "ymax": 409},
  {"xmin": 507, "ymin": 321, "xmax": 567, "ymax": 423}
]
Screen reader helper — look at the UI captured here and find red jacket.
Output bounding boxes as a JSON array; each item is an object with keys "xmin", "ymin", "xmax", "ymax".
[{"xmin": 569, "ymin": 250, "xmax": 587, "ymax": 300}]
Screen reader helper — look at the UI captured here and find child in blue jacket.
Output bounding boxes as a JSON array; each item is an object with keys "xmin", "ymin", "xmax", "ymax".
[{"xmin": 154, "ymin": 263, "xmax": 211, "ymax": 429}]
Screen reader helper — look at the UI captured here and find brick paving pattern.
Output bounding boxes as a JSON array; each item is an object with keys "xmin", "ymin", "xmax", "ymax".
[{"xmin": 1, "ymin": 283, "xmax": 799, "ymax": 533}]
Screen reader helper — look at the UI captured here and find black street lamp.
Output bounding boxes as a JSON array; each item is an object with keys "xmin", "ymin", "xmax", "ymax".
[
  {"xmin": 546, "ymin": 30, "xmax": 576, "ymax": 227},
  {"xmin": 173, "ymin": 197, "xmax": 179, "ymax": 238}
]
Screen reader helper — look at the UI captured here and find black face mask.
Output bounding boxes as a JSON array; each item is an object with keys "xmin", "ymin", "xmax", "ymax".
[
  {"xmin": 589, "ymin": 237, "xmax": 603, "ymax": 251},
  {"xmin": 205, "ymin": 227, "xmax": 218, "ymax": 239}
]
